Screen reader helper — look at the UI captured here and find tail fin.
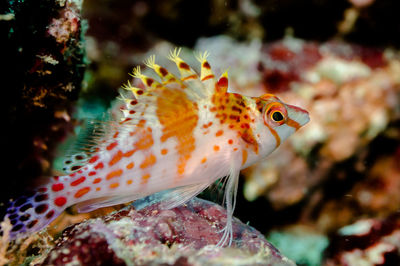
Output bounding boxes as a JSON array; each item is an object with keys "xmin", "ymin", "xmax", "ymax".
[{"xmin": 5, "ymin": 186, "xmax": 65, "ymax": 240}]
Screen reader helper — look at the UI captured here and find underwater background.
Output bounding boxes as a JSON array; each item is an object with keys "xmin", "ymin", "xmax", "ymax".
[{"xmin": 1, "ymin": 0, "xmax": 400, "ymax": 265}]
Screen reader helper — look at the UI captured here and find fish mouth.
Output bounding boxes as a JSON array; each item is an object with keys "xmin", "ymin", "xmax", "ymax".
[{"xmin": 286, "ymin": 104, "xmax": 310, "ymax": 127}]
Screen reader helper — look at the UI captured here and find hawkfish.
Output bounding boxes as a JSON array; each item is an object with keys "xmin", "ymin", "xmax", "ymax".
[{"xmin": 5, "ymin": 48, "xmax": 309, "ymax": 245}]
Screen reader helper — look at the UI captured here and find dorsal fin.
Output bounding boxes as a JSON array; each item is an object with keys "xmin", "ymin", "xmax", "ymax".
[{"xmin": 144, "ymin": 55, "xmax": 182, "ymax": 86}]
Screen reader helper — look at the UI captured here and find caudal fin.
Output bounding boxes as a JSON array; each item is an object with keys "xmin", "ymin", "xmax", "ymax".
[{"xmin": 5, "ymin": 187, "xmax": 65, "ymax": 240}]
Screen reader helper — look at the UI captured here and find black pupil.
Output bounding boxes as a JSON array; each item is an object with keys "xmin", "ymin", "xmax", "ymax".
[{"xmin": 272, "ymin": 111, "xmax": 284, "ymax": 121}]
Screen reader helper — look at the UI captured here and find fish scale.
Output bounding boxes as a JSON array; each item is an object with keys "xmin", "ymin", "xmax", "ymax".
[{"xmin": 5, "ymin": 49, "xmax": 310, "ymax": 245}]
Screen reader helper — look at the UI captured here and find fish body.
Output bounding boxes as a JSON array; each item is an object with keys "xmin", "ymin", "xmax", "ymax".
[{"xmin": 5, "ymin": 49, "xmax": 309, "ymax": 244}]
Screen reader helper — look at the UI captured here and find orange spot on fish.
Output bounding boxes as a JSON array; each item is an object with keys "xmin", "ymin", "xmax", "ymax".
[
  {"xmin": 141, "ymin": 174, "xmax": 151, "ymax": 184},
  {"xmin": 96, "ymin": 187, "xmax": 101, "ymax": 191},
  {"xmin": 93, "ymin": 178, "xmax": 101, "ymax": 184},
  {"xmin": 113, "ymin": 131, "xmax": 119, "ymax": 138},
  {"xmin": 201, "ymin": 157, "xmax": 207, "ymax": 164},
  {"xmin": 140, "ymin": 154, "xmax": 157, "ymax": 169},
  {"xmin": 228, "ymin": 139, "xmax": 233, "ymax": 144},
  {"xmin": 214, "ymin": 145, "xmax": 220, "ymax": 151},
  {"xmin": 161, "ymin": 148, "xmax": 168, "ymax": 155},
  {"xmin": 181, "ymin": 74, "xmax": 197, "ymax": 81},
  {"xmin": 242, "ymin": 149, "xmax": 248, "ymax": 166},
  {"xmin": 215, "ymin": 130, "xmax": 223, "ymax": 137},
  {"xmin": 74, "ymin": 187, "xmax": 90, "ymax": 198},
  {"xmin": 157, "ymin": 88, "xmax": 198, "ymax": 178},
  {"xmin": 109, "ymin": 183, "xmax": 119, "ymax": 189},
  {"xmin": 127, "ymin": 179, "xmax": 133, "ymax": 185},
  {"xmin": 134, "ymin": 129, "xmax": 154, "ymax": 150},
  {"xmin": 109, "ymin": 150, "xmax": 123, "ymax": 166},
  {"xmin": 106, "ymin": 169, "xmax": 123, "ymax": 180},
  {"xmin": 126, "ymin": 162, "xmax": 134, "ymax": 169},
  {"xmin": 201, "ymin": 74, "xmax": 214, "ymax": 81},
  {"xmin": 70, "ymin": 176, "xmax": 86, "ymax": 186},
  {"xmin": 124, "ymin": 150, "xmax": 135, "ymax": 157}
]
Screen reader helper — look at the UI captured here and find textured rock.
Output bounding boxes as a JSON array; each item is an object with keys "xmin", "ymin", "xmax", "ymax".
[{"xmin": 42, "ymin": 198, "xmax": 294, "ymax": 265}]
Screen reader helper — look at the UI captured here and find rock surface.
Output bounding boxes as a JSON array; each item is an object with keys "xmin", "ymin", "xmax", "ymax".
[{"xmin": 42, "ymin": 198, "xmax": 294, "ymax": 265}]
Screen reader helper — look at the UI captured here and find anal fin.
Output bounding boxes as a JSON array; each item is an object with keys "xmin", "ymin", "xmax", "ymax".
[
  {"xmin": 133, "ymin": 183, "xmax": 210, "ymax": 211},
  {"xmin": 76, "ymin": 194, "xmax": 143, "ymax": 213}
]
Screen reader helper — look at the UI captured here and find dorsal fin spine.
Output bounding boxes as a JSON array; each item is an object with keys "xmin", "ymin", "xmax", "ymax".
[{"xmin": 167, "ymin": 47, "xmax": 198, "ymax": 81}]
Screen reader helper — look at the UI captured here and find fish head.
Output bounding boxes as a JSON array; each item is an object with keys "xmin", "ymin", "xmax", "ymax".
[{"xmin": 254, "ymin": 93, "xmax": 309, "ymax": 154}]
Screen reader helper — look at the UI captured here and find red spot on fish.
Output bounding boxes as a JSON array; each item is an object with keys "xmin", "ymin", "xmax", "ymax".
[
  {"xmin": 34, "ymin": 194, "xmax": 48, "ymax": 202},
  {"xmin": 215, "ymin": 130, "xmax": 223, "ymax": 137},
  {"xmin": 113, "ymin": 131, "xmax": 119, "ymax": 138},
  {"xmin": 70, "ymin": 176, "xmax": 86, "ymax": 186},
  {"xmin": 93, "ymin": 178, "xmax": 101, "ymax": 184},
  {"xmin": 217, "ymin": 76, "xmax": 228, "ymax": 88},
  {"xmin": 45, "ymin": 210, "xmax": 55, "ymax": 219},
  {"xmin": 52, "ymin": 183, "xmax": 64, "ymax": 192},
  {"xmin": 88, "ymin": 171, "xmax": 96, "ymax": 176},
  {"xmin": 179, "ymin": 62, "xmax": 190, "ymax": 70},
  {"xmin": 203, "ymin": 61, "xmax": 211, "ymax": 69},
  {"xmin": 106, "ymin": 142, "xmax": 118, "ymax": 151},
  {"xmin": 94, "ymin": 162, "xmax": 104, "ymax": 170},
  {"xmin": 146, "ymin": 78, "xmax": 154, "ymax": 87},
  {"xmin": 38, "ymin": 187, "xmax": 47, "ymax": 192},
  {"xmin": 27, "ymin": 220, "xmax": 38, "ymax": 229},
  {"xmin": 35, "ymin": 204, "xmax": 48, "ymax": 214},
  {"xmin": 159, "ymin": 67, "xmax": 168, "ymax": 76},
  {"xmin": 54, "ymin": 197, "xmax": 67, "ymax": 207}
]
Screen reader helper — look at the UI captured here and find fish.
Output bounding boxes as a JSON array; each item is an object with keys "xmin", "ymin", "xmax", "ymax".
[{"xmin": 4, "ymin": 48, "xmax": 309, "ymax": 245}]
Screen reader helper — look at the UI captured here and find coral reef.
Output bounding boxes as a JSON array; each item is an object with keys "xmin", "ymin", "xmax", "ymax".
[
  {"xmin": 1, "ymin": 0, "xmax": 86, "ymax": 203},
  {"xmin": 41, "ymin": 198, "xmax": 294, "ymax": 265},
  {"xmin": 325, "ymin": 215, "xmax": 400, "ymax": 265}
]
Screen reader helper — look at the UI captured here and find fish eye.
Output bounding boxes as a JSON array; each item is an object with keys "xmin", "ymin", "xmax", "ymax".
[
  {"xmin": 271, "ymin": 111, "xmax": 284, "ymax": 122},
  {"xmin": 263, "ymin": 102, "xmax": 287, "ymax": 126}
]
